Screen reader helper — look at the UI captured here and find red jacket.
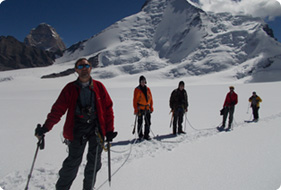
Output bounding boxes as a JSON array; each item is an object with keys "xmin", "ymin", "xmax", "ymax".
[
  {"xmin": 223, "ymin": 91, "xmax": 238, "ymax": 107},
  {"xmin": 44, "ymin": 79, "xmax": 114, "ymax": 140}
]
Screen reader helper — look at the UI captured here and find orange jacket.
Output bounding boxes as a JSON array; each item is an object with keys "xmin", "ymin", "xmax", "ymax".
[{"xmin": 133, "ymin": 85, "xmax": 153, "ymax": 114}]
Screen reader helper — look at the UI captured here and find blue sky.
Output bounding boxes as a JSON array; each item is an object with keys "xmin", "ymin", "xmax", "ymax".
[
  {"xmin": 0, "ymin": 0, "xmax": 146, "ymax": 47},
  {"xmin": 0, "ymin": 0, "xmax": 280, "ymax": 47}
]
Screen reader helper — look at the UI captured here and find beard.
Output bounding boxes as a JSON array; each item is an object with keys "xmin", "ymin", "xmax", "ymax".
[
  {"xmin": 81, "ymin": 70, "xmax": 90, "ymax": 77},
  {"xmin": 79, "ymin": 70, "xmax": 91, "ymax": 81}
]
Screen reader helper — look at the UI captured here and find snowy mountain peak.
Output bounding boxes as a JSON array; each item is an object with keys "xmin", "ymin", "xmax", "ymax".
[
  {"xmin": 56, "ymin": 0, "xmax": 281, "ymax": 82},
  {"xmin": 24, "ymin": 23, "xmax": 66, "ymax": 53}
]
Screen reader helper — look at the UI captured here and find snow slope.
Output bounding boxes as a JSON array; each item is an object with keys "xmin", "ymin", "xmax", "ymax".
[
  {"xmin": 1, "ymin": 66, "xmax": 281, "ymax": 190},
  {"xmin": 55, "ymin": 0, "xmax": 281, "ymax": 82}
]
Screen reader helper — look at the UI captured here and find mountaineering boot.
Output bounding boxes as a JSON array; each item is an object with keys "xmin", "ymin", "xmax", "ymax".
[
  {"xmin": 138, "ymin": 133, "xmax": 144, "ymax": 140},
  {"xmin": 178, "ymin": 130, "xmax": 186, "ymax": 134},
  {"xmin": 225, "ymin": 125, "xmax": 231, "ymax": 132},
  {"xmin": 178, "ymin": 126, "xmax": 186, "ymax": 134},
  {"xmin": 144, "ymin": 135, "xmax": 151, "ymax": 140},
  {"xmin": 217, "ymin": 126, "xmax": 225, "ymax": 132}
]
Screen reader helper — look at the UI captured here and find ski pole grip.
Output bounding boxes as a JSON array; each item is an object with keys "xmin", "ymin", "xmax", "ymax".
[{"xmin": 38, "ymin": 135, "xmax": 45, "ymax": 150}]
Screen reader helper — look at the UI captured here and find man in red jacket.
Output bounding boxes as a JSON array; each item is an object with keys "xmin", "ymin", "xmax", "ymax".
[
  {"xmin": 35, "ymin": 58, "xmax": 117, "ymax": 190},
  {"xmin": 218, "ymin": 86, "xmax": 238, "ymax": 132}
]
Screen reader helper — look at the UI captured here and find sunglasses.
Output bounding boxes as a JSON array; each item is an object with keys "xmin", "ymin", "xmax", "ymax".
[{"xmin": 77, "ymin": 64, "xmax": 91, "ymax": 69}]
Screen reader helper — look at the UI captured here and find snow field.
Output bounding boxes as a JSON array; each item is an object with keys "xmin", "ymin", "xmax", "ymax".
[{"xmin": 1, "ymin": 72, "xmax": 281, "ymax": 189}]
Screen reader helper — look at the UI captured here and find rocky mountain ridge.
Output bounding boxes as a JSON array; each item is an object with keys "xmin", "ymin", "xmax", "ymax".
[
  {"xmin": 0, "ymin": 23, "xmax": 65, "ymax": 71},
  {"xmin": 24, "ymin": 23, "xmax": 66, "ymax": 55},
  {"xmin": 0, "ymin": 36, "xmax": 54, "ymax": 71}
]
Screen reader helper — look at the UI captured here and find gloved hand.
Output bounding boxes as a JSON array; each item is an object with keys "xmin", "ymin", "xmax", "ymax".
[
  {"xmin": 35, "ymin": 124, "xmax": 48, "ymax": 138},
  {"xmin": 105, "ymin": 131, "xmax": 118, "ymax": 142},
  {"xmin": 34, "ymin": 124, "xmax": 48, "ymax": 150},
  {"xmin": 220, "ymin": 107, "xmax": 226, "ymax": 115}
]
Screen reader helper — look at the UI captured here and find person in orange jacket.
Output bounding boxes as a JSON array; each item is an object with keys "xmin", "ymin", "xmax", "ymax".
[{"xmin": 133, "ymin": 75, "xmax": 153, "ymax": 140}]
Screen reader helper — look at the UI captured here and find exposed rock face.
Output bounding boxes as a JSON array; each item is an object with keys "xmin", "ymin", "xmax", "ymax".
[
  {"xmin": 88, "ymin": 53, "xmax": 100, "ymax": 68},
  {"xmin": 41, "ymin": 54, "xmax": 100, "ymax": 79},
  {"xmin": 41, "ymin": 68, "xmax": 75, "ymax": 79},
  {"xmin": 24, "ymin": 23, "xmax": 66, "ymax": 55},
  {"xmin": 0, "ymin": 36, "xmax": 54, "ymax": 71},
  {"xmin": 262, "ymin": 24, "xmax": 276, "ymax": 40}
]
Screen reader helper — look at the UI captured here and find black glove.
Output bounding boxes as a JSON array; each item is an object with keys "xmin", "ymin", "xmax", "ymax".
[
  {"xmin": 35, "ymin": 124, "xmax": 48, "ymax": 137},
  {"xmin": 220, "ymin": 108, "xmax": 225, "ymax": 115},
  {"xmin": 105, "ymin": 131, "xmax": 118, "ymax": 142},
  {"xmin": 35, "ymin": 124, "xmax": 47, "ymax": 150}
]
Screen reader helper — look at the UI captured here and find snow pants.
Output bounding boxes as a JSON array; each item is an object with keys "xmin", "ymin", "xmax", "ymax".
[
  {"xmin": 173, "ymin": 107, "xmax": 184, "ymax": 134},
  {"xmin": 252, "ymin": 106, "xmax": 260, "ymax": 120},
  {"xmin": 222, "ymin": 106, "xmax": 235, "ymax": 128},
  {"xmin": 56, "ymin": 127, "xmax": 103, "ymax": 190},
  {"xmin": 137, "ymin": 109, "xmax": 151, "ymax": 138}
]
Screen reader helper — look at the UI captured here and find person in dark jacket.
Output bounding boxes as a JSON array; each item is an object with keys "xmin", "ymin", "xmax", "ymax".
[
  {"xmin": 218, "ymin": 86, "xmax": 238, "ymax": 132},
  {"xmin": 249, "ymin": 91, "xmax": 262, "ymax": 122},
  {"xmin": 133, "ymin": 75, "xmax": 154, "ymax": 140},
  {"xmin": 35, "ymin": 58, "xmax": 117, "ymax": 190},
  {"xmin": 169, "ymin": 81, "xmax": 188, "ymax": 135}
]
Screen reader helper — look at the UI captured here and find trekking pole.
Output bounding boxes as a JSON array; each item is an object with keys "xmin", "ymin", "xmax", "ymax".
[
  {"xmin": 169, "ymin": 111, "xmax": 174, "ymax": 128},
  {"xmin": 132, "ymin": 113, "xmax": 138, "ymax": 134},
  {"xmin": 91, "ymin": 145, "xmax": 99, "ymax": 190},
  {"xmin": 107, "ymin": 141, "xmax": 112, "ymax": 186},
  {"xmin": 246, "ymin": 102, "xmax": 251, "ymax": 114},
  {"xmin": 25, "ymin": 135, "xmax": 45, "ymax": 190},
  {"xmin": 184, "ymin": 112, "xmax": 187, "ymax": 132}
]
